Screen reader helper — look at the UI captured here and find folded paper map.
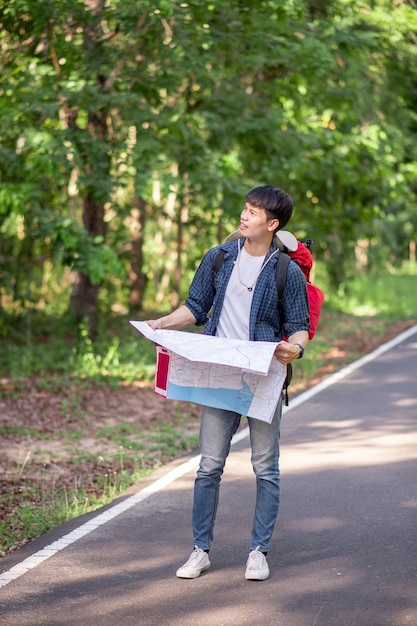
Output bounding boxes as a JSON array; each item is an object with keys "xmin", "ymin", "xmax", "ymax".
[{"xmin": 130, "ymin": 321, "xmax": 287, "ymax": 423}]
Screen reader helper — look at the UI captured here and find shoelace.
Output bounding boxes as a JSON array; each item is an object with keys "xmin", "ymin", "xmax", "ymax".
[
  {"xmin": 187, "ymin": 548, "xmax": 205, "ymax": 565},
  {"xmin": 247, "ymin": 550, "xmax": 266, "ymax": 570}
]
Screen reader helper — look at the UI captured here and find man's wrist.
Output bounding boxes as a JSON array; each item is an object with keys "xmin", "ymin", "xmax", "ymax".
[{"xmin": 294, "ymin": 343, "xmax": 304, "ymax": 359}]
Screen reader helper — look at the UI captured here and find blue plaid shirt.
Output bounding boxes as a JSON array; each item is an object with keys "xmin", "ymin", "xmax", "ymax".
[{"xmin": 185, "ymin": 238, "xmax": 310, "ymax": 342}]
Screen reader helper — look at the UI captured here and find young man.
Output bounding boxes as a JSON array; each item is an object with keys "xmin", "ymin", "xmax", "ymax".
[{"xmin": 147, "ymin": 185, "xmax": 309, "ymax": 580}]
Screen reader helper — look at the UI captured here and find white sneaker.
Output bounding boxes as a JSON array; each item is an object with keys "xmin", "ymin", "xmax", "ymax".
[
  {"xmin": 245, "ymin": 547, "xmax": 270, "ymax": 580},
  {"xmin": 176, "ymin": 546, "xmax": 211, "ymax": 579}
]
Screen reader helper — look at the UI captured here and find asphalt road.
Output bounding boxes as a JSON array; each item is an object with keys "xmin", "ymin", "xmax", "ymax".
[{"xmin": 1, "ymin": 325, "xmax": 416, "ymax": 626}]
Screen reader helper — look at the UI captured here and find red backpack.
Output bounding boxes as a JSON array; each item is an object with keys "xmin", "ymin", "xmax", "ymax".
[
  {"xmin": 287, "ymin": 239, "xmax": 324, "ymax": 340},
  {"xmin": 274, "ymin": 238, "xmax": 324, "ymax": 404}
]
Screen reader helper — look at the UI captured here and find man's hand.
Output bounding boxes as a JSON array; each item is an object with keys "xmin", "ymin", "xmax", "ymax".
[
  {"xmin": 274, "ymin": 331, "xmax": 308, "ymax": 364},
  {"xmin": 145, "ymin": 319, "xmax": 162, "ymax": 330},
  {"xmin": 145, "ymin": 305, "xmax": 197, "ymax": 332},
  {"xmin": 274, "ymin": 341, "xmax": 301, "ymax": 364}
]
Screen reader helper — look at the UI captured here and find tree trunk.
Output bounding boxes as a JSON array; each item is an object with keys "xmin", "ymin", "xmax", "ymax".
[
  {"xmin": 410, "ymin": 240, "xmax": 416, "ymax": 262},
  {"xmin": 69, "ymin": 0, "xmax": 109, "ymax": 339},
  {"xmin": 171, "ymin": 176, "xmax": 189, "ymax": 309},
  {"xmin": 70, "ymin": 273, "xmax": 100, "ymax": 339},
  {"xmin": 128, "ymin": 197, "xmax": 147, "ymax": 312},
  {"xmin": 70, "ymin": 192, "xmax": 106, "ymax": 340}
]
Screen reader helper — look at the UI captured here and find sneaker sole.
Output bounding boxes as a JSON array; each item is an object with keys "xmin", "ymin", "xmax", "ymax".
[
  {"xmin": 245, "ymin": 571, "xmax": 269, "ymax": 581},
  {"xmin": 176, "ymin": 563, "xmax": 211, "ymax": 579}
]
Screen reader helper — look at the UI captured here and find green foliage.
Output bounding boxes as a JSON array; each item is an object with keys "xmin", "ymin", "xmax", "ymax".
[
  {"xmin": 0, "ymin": 0, "xmax": 417, "ymax": 322},
  {"xmin": 324, "ymin": 263, "xmax": 417, "ymax": 319},
  {"xmin": 0, "ymin": 311, "xmax": 157, "ymax": 382},
  {"xmin": 1, "ymin": 265, "xmax": 416, "ymax": 388}
]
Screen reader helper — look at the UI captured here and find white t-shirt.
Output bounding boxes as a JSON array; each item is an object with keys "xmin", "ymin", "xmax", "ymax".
[{"xmin": 216, "ymin": 246, "xmax": 265, "ymax": 340}]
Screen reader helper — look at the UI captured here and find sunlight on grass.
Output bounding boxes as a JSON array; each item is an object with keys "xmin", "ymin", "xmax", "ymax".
[{"xmin": 315, "ymin": 261, "xmax": 417, "ymax": 320}]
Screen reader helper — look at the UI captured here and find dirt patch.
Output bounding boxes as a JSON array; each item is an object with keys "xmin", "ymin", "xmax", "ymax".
[{"xmin": 0, "ymin": 381, "xmax": 200, "ymax": 466}]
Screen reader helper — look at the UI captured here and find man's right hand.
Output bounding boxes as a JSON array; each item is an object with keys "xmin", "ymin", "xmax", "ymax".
[
  {"xmin": 145, "ymin": 320, "xmax": 162, "ymax": 330},
  {"xmin": 144, "ymin": 305, "xmax": 197, "ymax": 331}
]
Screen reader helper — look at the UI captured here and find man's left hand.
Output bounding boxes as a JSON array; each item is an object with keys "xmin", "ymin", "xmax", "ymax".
[{"xmin": 274, "ymin": 341, "xmax": 302, "ymax": 364}]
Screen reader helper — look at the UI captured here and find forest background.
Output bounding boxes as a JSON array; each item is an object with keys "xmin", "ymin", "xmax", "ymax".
[{"xmin": 1, "ymin": 0, "xmax": 417, "ymax": 553}]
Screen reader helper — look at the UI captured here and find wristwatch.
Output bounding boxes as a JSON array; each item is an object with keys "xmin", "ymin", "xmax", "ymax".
[{"xmin": 295, "ymin": 343, "xmax": 304, "ymax": 359}]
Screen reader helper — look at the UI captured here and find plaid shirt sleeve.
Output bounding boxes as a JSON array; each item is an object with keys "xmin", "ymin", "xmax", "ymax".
[
  {"xmin": 184, "ymin": 247, "xmax": 220, "ymax": 326},
  {"xmin": 281, "ymin": 260, "xmax": 310, "ymax": 338}
]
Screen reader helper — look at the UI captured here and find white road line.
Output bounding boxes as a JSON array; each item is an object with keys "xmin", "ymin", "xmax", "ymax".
[
  {"xmin": 1, "ymin": 323, "xmax": 416, "ymax": 589},
  {"xmin": 282, "ymin": 322, "xmax": 417, "ymax": 413}
]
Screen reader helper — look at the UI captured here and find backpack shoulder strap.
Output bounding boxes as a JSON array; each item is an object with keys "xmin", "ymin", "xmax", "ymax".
[
  {"xmin": 213, "ymin": 249, "xmax": 225, "ymax": 274},
  {"xmin": 275, "ymin": 252, "xmax": 290, "ymax": 302},
  {"xmin": 275, "ymin": 252, "xmax": 291, "ymax": 407}
]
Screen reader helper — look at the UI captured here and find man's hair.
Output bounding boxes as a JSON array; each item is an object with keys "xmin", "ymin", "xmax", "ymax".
[{"xmin": 246, "ymin": 185, "xmax": 293, "ymax": 230}]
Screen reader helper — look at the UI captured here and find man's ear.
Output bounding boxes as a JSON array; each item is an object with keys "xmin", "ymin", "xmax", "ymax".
[{"xmin": 268, "ymin": 218, "xmax": 279, "ymax": 232}]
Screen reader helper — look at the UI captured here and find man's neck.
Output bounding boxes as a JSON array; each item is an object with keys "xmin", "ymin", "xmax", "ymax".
[{"xmin": 243, "ymin": 235, "xmax": 274, "ymax": 257}]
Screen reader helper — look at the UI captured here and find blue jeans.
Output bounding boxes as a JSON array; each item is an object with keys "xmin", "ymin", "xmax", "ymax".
[{"xmin": 192, "ymin": 398, "xmax": 282, "ymax": 552}]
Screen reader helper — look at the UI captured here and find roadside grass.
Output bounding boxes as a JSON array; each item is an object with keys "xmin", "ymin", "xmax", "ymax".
[
  {"xmin": 0, "ymin": 419, "xmax": 200, "ymax": 555},
  {"xmin": 0, "ymin": 456, "xmax": 154, "ymax": 554},
  {"xmin": 0, "ymin": 263, "xmax": 416, "ymax": 555}
]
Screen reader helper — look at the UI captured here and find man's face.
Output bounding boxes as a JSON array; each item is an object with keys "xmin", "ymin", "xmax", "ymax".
[{"xmin": 239, "ymin": 203, "xmax": 278, "ymax": 240}]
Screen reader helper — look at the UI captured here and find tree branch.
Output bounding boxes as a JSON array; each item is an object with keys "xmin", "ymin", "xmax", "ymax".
[{"xmin": 102, "ymin": 12, "xmax": 148, "ymax": 92}]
